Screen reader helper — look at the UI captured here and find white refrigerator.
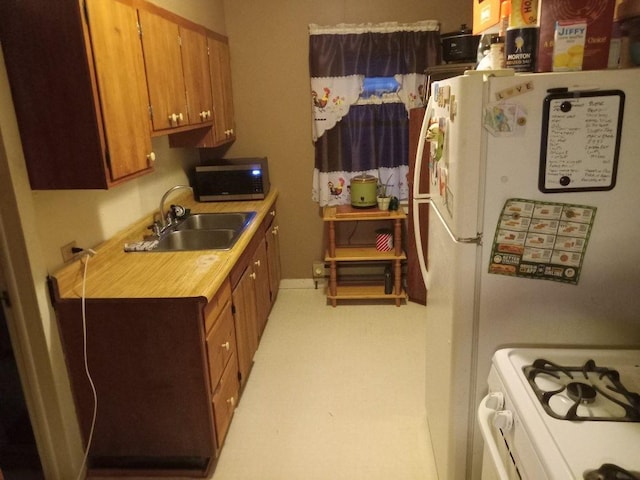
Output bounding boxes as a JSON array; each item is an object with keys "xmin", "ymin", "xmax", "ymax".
[{"xmin": 412, "ymin": 69, "xmax": 640, "ymax": 480}]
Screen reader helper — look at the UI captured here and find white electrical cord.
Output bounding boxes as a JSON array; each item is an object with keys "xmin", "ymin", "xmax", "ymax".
[{"xmin": 76, "ymin": 249, "xmax": 98, "ymax": 480}]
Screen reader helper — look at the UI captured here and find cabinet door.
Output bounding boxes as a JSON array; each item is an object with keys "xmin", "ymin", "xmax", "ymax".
[
  {"xmin": 86, "ymin": 0, "xmax": 154, "ymax": 181},
  {"xmin": 205, "ymin": 299, "xmax": 236, "ymax": 390},
  {"xmin": 253, "ymin": 237, "xmax": 271, "ymax": 337},
  {"xmin": 266, "ymin": 217, "xmax": 282, "ymax": 306},
  {"xmin": 180, "ymin": 25, "xmax": 213, "ymax": 125},
  {"xmin": 212, "ymin": 353, "xmax": 239, "ymax": 453},
  {"xmin": 208, "ymin": 36, "xmax": 235, "ymax": 144},
  {"xmin": 138, "ymin": 8, "xmax": 187, "ymax": 130},
  {"xmin": 231, "ymin": 267, "xmax": 259, "ymax": 387}
]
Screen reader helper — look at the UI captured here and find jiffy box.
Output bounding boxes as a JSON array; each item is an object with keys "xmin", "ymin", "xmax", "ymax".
[{"xmin": 535, "ymin": 0, "xmax": 616, "ymax": 72}]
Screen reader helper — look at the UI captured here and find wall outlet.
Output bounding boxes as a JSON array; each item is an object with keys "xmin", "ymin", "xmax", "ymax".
[
  {"xmin": 312, "ymin": 261, "xmax": 326, "ymax": 279},
  {"xmin": 60, "ymin": 241, "xmax": 78, "ymax": 262}
]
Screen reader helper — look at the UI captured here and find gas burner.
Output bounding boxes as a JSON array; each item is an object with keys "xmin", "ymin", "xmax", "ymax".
[
  {"xmin": 584, "ymin": 463, "xmax": 640, "ymax": 480},
  {"xmin": 567, "ymin": 382, "xmax": 597, "ymax": 404},
  {"xmin": 523, "ymin": 358, "xmax": 640, "ymax": 422}
]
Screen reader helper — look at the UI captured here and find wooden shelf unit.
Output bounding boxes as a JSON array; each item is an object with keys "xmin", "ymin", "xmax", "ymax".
[{"xmin": 323, "ymin": 206, "xmax": 407, "ymax": 306}]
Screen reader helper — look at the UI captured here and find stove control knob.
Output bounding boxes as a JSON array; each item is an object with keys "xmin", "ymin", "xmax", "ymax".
[
  {"xmin": 493, "ymin": 410, "xmax": 513, "ymax": 431},
  {"xmin": 485, "ymin": 392, "xmax": 504, "ymax": 411}
]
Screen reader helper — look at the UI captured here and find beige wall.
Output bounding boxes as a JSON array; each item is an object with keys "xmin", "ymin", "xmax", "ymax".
[{"xmin": 223, "ymin": 0, "xmax": 471, "ymax": 278}]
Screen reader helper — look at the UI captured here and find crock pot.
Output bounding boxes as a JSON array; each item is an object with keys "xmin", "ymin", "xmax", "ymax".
[{"xmin": 350, "ymin": 174, "xmax": 377, "ymax": 208}]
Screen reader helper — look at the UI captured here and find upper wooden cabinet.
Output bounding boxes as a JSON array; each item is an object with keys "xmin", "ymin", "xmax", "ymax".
[
  {"xmin": 209, "ymin": 35, "xmax": 236, "ymax": 144},
  {"xmin": 138, "ymin": 5, "xmax": 217, "ymax": 133},
  {"xmin": 0, "ymin": 0, "xmax": 155, "ymax": 189},
  {"xmin": 138, "ymin": 7, "xmax": 188, "ymax": 131},
  {"xmin": 167, "ymin": 32, "xmax": 236, "ymax": 149},
  {"xmin": 181, "ymin": 26, "xmax": 214, "ymax": 126}
]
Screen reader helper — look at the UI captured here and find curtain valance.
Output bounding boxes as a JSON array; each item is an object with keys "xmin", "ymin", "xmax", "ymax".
[{"xmin": 309, "ymin": 21, "xmax": 440, "ymax": 77}]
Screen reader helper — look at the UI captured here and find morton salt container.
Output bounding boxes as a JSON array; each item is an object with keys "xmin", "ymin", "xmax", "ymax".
[
  {"xmin": 505, "ymin": 26, "xmax": 538, "ymax": 71},
  {"xmin": 506, "ymin": 0, "xmax": 538, "ymax": 71}
]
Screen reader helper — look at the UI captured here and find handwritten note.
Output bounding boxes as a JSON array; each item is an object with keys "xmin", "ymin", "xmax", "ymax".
[{"xmin": 539, "ymin": 90, "xmax": 624, "ymax": 193}]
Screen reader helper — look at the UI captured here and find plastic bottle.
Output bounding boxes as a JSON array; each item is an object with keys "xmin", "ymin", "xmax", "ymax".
[{"xmin": 491, "ymin": 36, "xmax": 506, "ymax": 69}]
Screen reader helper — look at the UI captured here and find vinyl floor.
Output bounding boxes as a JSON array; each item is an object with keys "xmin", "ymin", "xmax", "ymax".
[{"xmin": 210, "ymin": 286, "xmax": 437, "ymax": 480}]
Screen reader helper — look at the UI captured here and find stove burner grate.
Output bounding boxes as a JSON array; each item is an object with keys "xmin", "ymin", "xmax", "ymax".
[{"xmin": 523, "ymin": 359, "xmax": 640, "ymax": 422}]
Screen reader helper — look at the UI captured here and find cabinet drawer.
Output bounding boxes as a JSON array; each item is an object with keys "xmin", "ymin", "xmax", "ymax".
[
  {"xmin": 204, "ymin": 278, "xmax": 232, "ymax": 333},
  {"xmin": 206, "ymin": 298, "xmax": 236, "ymax": 388},
  {"xmin": 212, "ymin": 353, "xmax": 239, "ymax": 451}
]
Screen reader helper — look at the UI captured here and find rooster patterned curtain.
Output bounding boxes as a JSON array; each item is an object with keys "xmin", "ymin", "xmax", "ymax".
[{"xmin": 309, "ymin": 21, "xmax": 440, "ymax": 206}]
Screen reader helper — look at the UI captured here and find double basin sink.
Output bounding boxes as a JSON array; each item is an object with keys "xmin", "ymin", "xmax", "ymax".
[{"xmin": 154, "ymin": 211, "xmax": 256, "ymax": 251}]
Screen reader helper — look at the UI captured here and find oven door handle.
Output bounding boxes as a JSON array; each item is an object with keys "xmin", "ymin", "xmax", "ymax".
[{"xmin": 478, "ymin": 394, "xmax": 510, "ymax": 480}]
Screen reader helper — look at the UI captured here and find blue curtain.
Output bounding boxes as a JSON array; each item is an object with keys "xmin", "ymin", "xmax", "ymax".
[
  {"xmin": 314, "ymin": 103, "xmax": 409, "ymax": 173},
  {"xmin": 309, "ymin": 23, "xmax": 440, "ymax": 206}
]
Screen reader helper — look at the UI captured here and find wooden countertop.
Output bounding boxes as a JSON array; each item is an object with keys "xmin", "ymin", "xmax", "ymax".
[{"xmin": 51, "ymin": 189, "xmax": 279, "ymax": 301}]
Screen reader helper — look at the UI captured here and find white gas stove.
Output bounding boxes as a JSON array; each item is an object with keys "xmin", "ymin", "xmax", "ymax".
[{"xmin": 478, "ymin": 348, "xmax": 640, "ymax": 479}]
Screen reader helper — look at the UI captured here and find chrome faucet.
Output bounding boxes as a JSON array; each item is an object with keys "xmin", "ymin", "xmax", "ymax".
[{"xmin": 159, "ymin": 184, "xmax": 193, "ymax": 228}]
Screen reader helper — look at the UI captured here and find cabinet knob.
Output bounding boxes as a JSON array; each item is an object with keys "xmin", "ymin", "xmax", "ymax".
[
  {"xmin": 254, "ymin": 260, "xmax": 261, "ymax": 267},
  {"xmin": 177, "ymin": 112, "xmax": 184, "ymax": 123},
  {"xmin": 250, "ymin": 272, "xmax": 256, "ymax": 280},
  {"xmin": 147, "ymin": 152, "xmax": 156, "ymax": 163},
  {"xmin": 221, "ymin": 341, "xmax": 230, "ymax": 351},
  {"xmin": 271, "ymin": 226, "xmax": 279, "ymax": 235},
  {"xmin": 168, "ymin": 113, "xmax": 177, "ymax": 125},
  {"xmin": 227, "ymin": 396, "xmax": 235, "ymax": 407},
  {"xmin": 270, "ymin": 210, "xmax": 276, "ymax": 216}
]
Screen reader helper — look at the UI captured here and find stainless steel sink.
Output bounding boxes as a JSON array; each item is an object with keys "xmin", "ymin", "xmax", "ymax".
[
  {"xmin": 155, "ymin": 229, "xmax": 239, "ymax": 251},
  {"xmin": 174, "ymin": 212, "xmax": 256, "ymax": 232},
  {"xmin": 152, "ymin": 211, "xmax": 257, "ymax": 251}
]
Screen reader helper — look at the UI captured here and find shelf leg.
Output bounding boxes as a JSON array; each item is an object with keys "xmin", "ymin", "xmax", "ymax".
[
  {"xmin": 329, "ymin": 261, "xmax": 337, "ymax": 307},
  {"xmin": 394, "ymin": 259, "xmax": 402, "ymax": 306},
  {"xmin": 394, "ymin": 218, "xmax": 402, "ymax": 257},
  {"xmin": 328, "ymin": 221, "xmax": 336, "ymax": 257}
]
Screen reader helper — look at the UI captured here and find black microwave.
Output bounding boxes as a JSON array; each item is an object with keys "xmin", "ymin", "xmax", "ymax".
[{"xmin": 193, "ymin": 157, "xmax": 270, "ymax": 202}]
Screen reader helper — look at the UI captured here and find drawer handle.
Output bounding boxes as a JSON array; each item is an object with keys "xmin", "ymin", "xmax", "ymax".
[
  {"xmin": 221, "ymin": 341, "xmax": 230, "ymax": 351},
  {"xmin": 227, "ymin": 396, "xmax": 235, "ymax": 407}
]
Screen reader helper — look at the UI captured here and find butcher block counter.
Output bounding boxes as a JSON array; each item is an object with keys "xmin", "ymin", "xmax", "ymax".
[
  {"xmin": 51, "ymin": 188, "xmax": 279, "ymax": 300},
  {"xmin": 49, "ymin": 188, "xmax": 281, "ymax": 478}
]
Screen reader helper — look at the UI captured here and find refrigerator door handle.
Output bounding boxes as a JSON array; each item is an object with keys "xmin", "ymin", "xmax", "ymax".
[
  {"xmin": 431, "ymin": 200, "xmax": 483, "ymax": 245},
  {"xmin": 412, "ymin": 197, "xmax": 429, "ymax": 285},
  {"xmin": 412, "ymin": 95, "xmax": 435, "ymax": 201},
  {"xmin": 411, "ymin": 95, "xmax": 436, "ymax": 286}
]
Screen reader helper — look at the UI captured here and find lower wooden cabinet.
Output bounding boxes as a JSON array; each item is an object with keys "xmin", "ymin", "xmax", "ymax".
[
  {"xmin": 266, "ymin": 210, "xmax": 282, "ymax": 306},
  {"xmin": 212, "ymin": 353, "xmax": 239, "ymax": 454},
  {"xmin": 51, "ymin": 203, "xmax": 281, "ymax": 476},
  {"xmin": 54, "ymin": 298, "xmax": 215, "ymax": 475},
  {"xmin": 231, "ymin": 266, "xmax": 260, "ymax": 388}
]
